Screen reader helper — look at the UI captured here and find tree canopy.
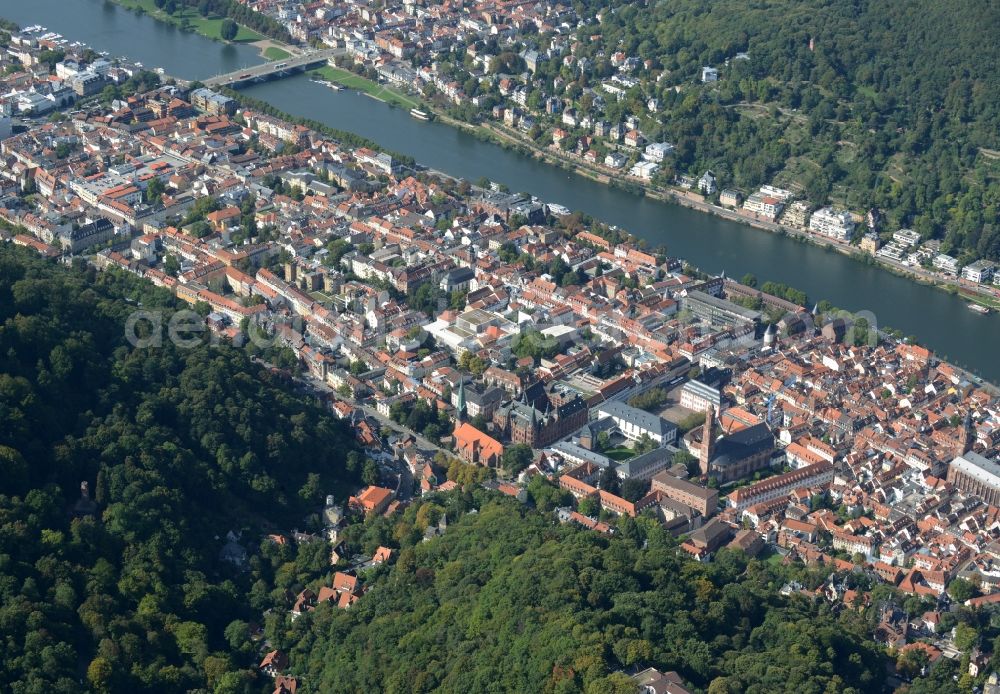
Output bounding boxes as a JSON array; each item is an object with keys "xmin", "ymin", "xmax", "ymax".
[
  {"xmin": 0, "ymin": 246, "xmax": 361, "ymax": 692},
  {"xmin": 282, "ymin": 499, "xmax": 884, "ymax": 693}
]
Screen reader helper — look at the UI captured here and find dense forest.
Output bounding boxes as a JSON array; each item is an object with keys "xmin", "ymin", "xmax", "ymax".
[
  {"xmin": 281, "ymin": 497, "xmax": 885, "ymax": 693},
  {"xmin": 0, "ymin": 246, "xmax": 361, "ymax": 692},
  {"xmin": 520, "ymin": 0, "xmax": 1000, "ymax": 262}
]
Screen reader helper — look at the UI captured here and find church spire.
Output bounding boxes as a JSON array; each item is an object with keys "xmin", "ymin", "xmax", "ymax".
[
  {"xmin": 456, "ymin": 380, "xmax": 466, "ymax": 421},
  {"xmin": 957, "ymin": 410, "xmax": 974, "ymax": 456}
]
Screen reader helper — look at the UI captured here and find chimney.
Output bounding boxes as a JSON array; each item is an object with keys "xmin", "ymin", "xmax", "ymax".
[{"xmin": 699, "ymin": 406, "xmax": 715, "ymax": 476}]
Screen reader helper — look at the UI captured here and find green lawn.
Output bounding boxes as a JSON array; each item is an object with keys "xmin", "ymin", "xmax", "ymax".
[
  {"xmin": 311, "ymin": 66, "xmax": 421, "ymax": 110},
  {"xmin": 264, "ymin": 47, "xmax": 291, "ymax": 61},
  {"xmin": 115, "ymin": 0, "xmax": 263, "ymax": 43},
  {"xmin": 604, "ymin": 446, "xmax": 634, "ymax": 462},
  {"xmin": 757, "ymin": 546, "xmax": 784, "ymax": 565}
]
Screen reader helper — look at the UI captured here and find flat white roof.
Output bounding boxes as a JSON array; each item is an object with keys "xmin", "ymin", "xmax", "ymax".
[{"xmin": 953, "ymin": 452, "xmax": 1000, "ymax": 488}]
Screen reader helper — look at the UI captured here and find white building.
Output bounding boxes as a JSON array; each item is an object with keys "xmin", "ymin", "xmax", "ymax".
[
  {"xmin": 893, "ymin": 228, "xmax": 921, "ymax": 247},
  {"xmin": 55, "ymin": 61, "xmax": 82, "ymax": 80},
  {"xmin": 698, "ymin": 171, "xmax": 717, "ymax": 195},
  {"xmin": 743, "ymin": 193, "xmax": 784, "ymax": 220},
  {"xmin": 933, "ymin": 253, "xmax": 960, "ymax": 275},
  {"xmin": 962, "ymin": 260, "xmax": 995, "ymax": 284},
  {"xmin": 759, "ymin": 185, "xmax": 795, "ymax": 201},
  {"xmin": 604, "ymin": 152, "xmax": 627, "ymax": 169},
  {"xmin": 629, "ymin": 160, "xmax": 659, "ymax": 180},
  {"xmin": 701, "ymin": 66, "xmax": 718, "ymax": 83},
  {"xmin": 809, "ymin": 207, "xmax": 855, "ymax": 241},
  {"xmin": 593, "ymin": 401, "xmax": 678, "ymax": 447},
  {"xmin": 643, "ymin": 142, "xmax": 675, "ymax": 163},
  {"xmin": 876, "ymin": 242, "xmax": 906, "ymax": 261},
  {"xmin": 679, "ymin": 380, "xmax": 721, "ymax": 414}
]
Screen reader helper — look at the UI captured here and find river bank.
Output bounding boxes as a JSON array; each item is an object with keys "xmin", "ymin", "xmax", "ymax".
[
  {"xmin": 307, "ymin": 66, "xmax": 422, "ymax": 111},
  {"xmin": 428, "ymin": 110, "xmax": 1000, "ymax": 308},
  {"xmin": 345, "ymin": 90, "xmax": 997, "ymax": 318},
  {"xmin": 110, "ymin": 0, "xmax": 264, "ymax": 43},
  {"xmin": 108, "ymin": 0, "xmax": 301, "ymax": 64}
]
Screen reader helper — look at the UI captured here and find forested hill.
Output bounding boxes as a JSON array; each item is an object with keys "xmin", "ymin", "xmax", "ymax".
[
  {"xmin": 0, "ymin": 246, "xmax": 361, "ymax": 692},
  {"xmin": 285, "ymin": 498, "xmax": 885, "ymax": 693},
  {"xmin": 568, "ymin": 0, "xmax": 1000, "ymax": 261}
]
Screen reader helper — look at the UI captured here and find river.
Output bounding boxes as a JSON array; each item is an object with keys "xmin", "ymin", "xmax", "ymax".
[{"xmin": 3, "ymin": 0, "xmax": 999, "ymax": 382}]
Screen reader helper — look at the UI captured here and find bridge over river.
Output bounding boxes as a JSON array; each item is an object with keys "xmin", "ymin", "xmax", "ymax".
[{"xmin": 202, "ymin": 48, "xmax": 345, "ymax": 88}]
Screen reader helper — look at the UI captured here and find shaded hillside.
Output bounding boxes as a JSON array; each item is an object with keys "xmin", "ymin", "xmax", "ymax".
[
  {"xmin": 560, "ymin": 0, "xmax": 1000, "ymax": 259},
  {"xmin": 287, "ymin": 499, "xmax": 885, "ymax": 693},
  {"xmin": 0, "ymin": 246, "xmax": 361, "ymax": 692}
]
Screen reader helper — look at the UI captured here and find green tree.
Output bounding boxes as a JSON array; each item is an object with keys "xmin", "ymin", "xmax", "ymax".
[
  {"xmin": 948, "ymin": 577, "xmax": 979, "ymax": 603},
  {"xmin": 621, "ymin": 478, "xmax": 650, "ymax": 502},
  {"xmin": 362, "ymin": 458, "xmax": 379, "ymax": 487},
  {"xmin": 954, "ymin": 623, "xmax": 978, "ymax": 652},
  {"xmin": 577, "ymin": 496, "xmax": 599, "ymax": 517},
  {"xmin": 672, "ymin": 450, "xmax": 699, "ymax": 477},
  {"xmin": 298, "ymin": 472, "xmax": 323, "ymax": 504},
  {"xmin": 628, "ymin": 387, "xmax": 668, "ymax": 412},
  {"xmin": 87, "ymin": 657, "xmax": 114, "ymax": 693},
  {"xmin": 595, "ymin": 431, "xmax": 611, "ymax": 452},
  {"xmin": 501, "ymin": 444, "xmax": 533, "ymax": 476},
  {"xmin": 220, "ymin": 19, "xmax": 239, "ymax": 42}
]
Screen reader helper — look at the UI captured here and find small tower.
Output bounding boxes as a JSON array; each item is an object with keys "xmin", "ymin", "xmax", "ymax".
[
  {"xmin": 72, "ymin": 480, "xmax": 97, "ymax": 517},
  {"xmin": 957, "ymin": 411, "xmax": 974, "ymax": 456},
  {"xmin": 698, "ymin": 406, "xmax": 716, "ymax": 477},
  {"xmin": 455, "ymin": 380, "xmax": 466, "ymax": 421},
  {"xmin": 763, "ymin": 323, "xmax": 777, "ymax": 348}
]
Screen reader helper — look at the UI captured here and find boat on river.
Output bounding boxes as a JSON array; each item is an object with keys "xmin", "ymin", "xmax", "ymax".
[
  {"xmin": 310, "ymin": 78, "xmax": 343, "ymax": 91},
  {"xmin": 969, "ymin": 303, "xmax": 990, "ymax": 314},
  {"xmin": 409, "ymin": 108, "xmax": 431, "ymax": 121}
]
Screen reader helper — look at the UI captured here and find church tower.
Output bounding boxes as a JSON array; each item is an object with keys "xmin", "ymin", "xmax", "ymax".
[
  {"xmin": 455, "ymin": 380, "xmax": 466, "ymax": 421},
  {"xmin": 957, "ymin": 411, "xmax": 974, "ymax": 456},
  {"xmin": 699, "ymin": 406, "xmax": 716, "ymax": 477}
]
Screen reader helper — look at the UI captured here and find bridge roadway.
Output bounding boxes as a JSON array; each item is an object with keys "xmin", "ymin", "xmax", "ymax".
[{"xmin": 202, "ymin": 47, "xmax": 346, "ymax": 88}]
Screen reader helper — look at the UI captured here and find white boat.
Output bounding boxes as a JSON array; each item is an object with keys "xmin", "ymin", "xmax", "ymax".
[
  {"xmin": 969, "ymin": 303, "xmax": 990, "ymax": 315},
  {"xmin": 409, "ymin": 108, "xmax": 430, "ymax": 121},
  {"xmin": 310, "ymin": 78, "xmax": 343, "ymax": 91},
  {"xmin": 547, "ymin": 203, "xmax": 571, "ymax": 216}
]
